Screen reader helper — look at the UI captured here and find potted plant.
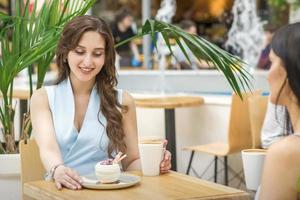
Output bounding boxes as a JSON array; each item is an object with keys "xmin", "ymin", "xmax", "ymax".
[
  {"xmin": 0, "ymin": 0, "xmax": 251, "ymax": 199},
  {"xmin": 0, "ymin": 0, "xmax": 95, "ymax": 199}
]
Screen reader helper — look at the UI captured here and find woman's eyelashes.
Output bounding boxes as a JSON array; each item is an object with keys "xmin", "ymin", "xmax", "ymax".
[
  {"xmin": 74, "ymin": 49, "xmax": 103, "ymax": 57},
  {"xmin": 74, "ymin": 50, "xmax": 84, "ymax": 55},
  {"xmin": 93, "ymin": 52, "xmax": 103, "ymax": 57}
]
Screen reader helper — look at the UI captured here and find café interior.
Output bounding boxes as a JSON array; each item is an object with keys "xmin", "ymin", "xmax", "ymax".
[{"xmin": 0, "ymin": 0, "xmax": 299, "ymax": 199}]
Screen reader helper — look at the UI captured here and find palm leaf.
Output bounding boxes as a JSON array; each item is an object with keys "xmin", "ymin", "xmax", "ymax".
[
  {"xmin": 116, "ymin": 19, "xmax": 252, "ymax": 98},
  {"xmin": 0, "ymin": 1, "xmax": 252, "ymax": 154},
  {"xmin": 0, "ymin": 0, "xmax": 95, "ymax": 153}
]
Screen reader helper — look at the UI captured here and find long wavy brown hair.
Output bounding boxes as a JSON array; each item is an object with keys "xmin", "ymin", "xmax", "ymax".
[{"xmin": 55, "ymin": 15, "xmax": 127, "ymax": 157}]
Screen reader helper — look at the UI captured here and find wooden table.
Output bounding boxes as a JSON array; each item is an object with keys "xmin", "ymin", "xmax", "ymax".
[
  {"xmin": 0, "ymin": 89, "xmax": 30, "ymax": 100},
  {"xmin": 24, "ymin": 171, "xmax": 250, "ymax": 200},
  {"xmin": 134, "ymin": 96, "xmax": 204, "ymax": 171},
  {"xmin": 9, "ymin": 89, "xmax": 31, "ymax": 100}
]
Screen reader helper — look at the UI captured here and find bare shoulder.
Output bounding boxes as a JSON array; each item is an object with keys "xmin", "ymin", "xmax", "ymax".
[
  {"xmin": 122, "ymin": 90, "xmax": 135, "ymax": 108},
  {"xmin": 30, "ymin": 88, "xmax": 49, "ymax": 108},
  {"xmin": 268, "ymin": 135, "xmax": 300, "ymax": 164}
]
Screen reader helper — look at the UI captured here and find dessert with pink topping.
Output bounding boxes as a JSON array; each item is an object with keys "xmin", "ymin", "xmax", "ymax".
[{"xmin": 94, "ymin": 152, "xmax": 126, "ymax": 183}]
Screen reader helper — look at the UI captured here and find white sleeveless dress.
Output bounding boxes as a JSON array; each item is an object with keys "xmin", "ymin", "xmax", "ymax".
[{"xmin": 45, "ymin": 78, "xmax": 123, "ymax": 175}]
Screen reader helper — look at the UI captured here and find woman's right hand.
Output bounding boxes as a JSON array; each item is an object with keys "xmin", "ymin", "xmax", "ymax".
[{"xmin": 53, "ymin": 165, "xmax": 83, "ymax": 190}]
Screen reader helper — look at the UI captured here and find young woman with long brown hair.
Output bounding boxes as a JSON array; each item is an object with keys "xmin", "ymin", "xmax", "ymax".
[{"xmin": 30, "ymin": 15, "xmax": 171, "ymax": 190}]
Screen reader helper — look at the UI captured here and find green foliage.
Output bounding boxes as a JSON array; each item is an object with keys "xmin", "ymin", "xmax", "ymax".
[
  {"xmin": 0, "ymin": 0, "xmax": 252, "ymax": 154},
  {"xmin": 117, "ymin": 19, "xmax": 252, "ymax": 97},
  {"xmin": 268, "ymin": 0, "xmax": 300, "ymax": 9},
  {"xmin": 267, "ymin": 0, "xmax": 300, "ymax": 33},
  {"xmin": 0, "ymin": 0, "xmax": 95, "ymax": 153},
  {"xmin": 297, "ymin": 176, "xmax": 300, "ymax": 191},
  {"xmin": 268, "ymin": 0, "xmax": 289, "ymax": 8}
]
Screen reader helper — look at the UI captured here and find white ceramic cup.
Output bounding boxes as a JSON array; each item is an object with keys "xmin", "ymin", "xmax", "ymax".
[
  {"xmin": 241, "ymin": 149, "xmax": 267, "ymax": 191},
  {"xmin": 94, "ymin": 163, "xmax": 121, "ymax": 183},
  {"xmin": 138, "ymin": 139, "xmax": 164, "ymax": 176}
]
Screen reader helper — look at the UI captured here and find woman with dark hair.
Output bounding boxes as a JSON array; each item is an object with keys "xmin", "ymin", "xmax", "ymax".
[
  {"xmin": 111, "ymin": 7, "xmax": 141, "ymax": 67},
  {"xmin": 259, "ymin": 22, "xmax": 300, "ymax": 199},
  {"xmin": 171, "ymin": 20, "xmax": 212, "ymax": 70},
  {"xmin": 30, "ymin": 15, "xmax": 171, "ymax": 190}
]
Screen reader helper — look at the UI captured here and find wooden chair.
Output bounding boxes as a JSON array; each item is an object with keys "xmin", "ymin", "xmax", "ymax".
[
  {"xmin": 248, "ymin": 95, "xmax": 268, "ymax": 148},
  {"xmin": 19, "ymin": 139, "xmax": 45, "ymax": 200},
  {"xmin": 183, "ymin": 92, "xmax": 258, "ymax": 185}
]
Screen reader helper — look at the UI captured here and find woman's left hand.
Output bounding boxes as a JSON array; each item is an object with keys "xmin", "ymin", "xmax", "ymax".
[{"xmin": 160, "ymin": 140, "xmax": 172, "ymax": 174}]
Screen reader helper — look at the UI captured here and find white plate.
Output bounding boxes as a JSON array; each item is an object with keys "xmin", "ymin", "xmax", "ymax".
[{"xmin": 81, "ymin": 173, "xmax": 141, "ymax": 190}]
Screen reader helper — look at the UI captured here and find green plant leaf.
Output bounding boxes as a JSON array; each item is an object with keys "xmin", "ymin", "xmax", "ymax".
[
  {"xmin": 0, "ymin": 0, "xmax": 252, "ymax": 153},
  {"xmin": 0, "ymin": 0, "xmax": 95, "ymax": 152},
  {"xmin": 117, "ymin": 19, "xmax": 252, "ymax": 98}
]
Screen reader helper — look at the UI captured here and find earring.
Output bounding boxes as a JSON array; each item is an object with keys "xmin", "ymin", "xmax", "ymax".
[{"xmin": 63, "ymin": 58, "xmax": 67, "ymax": 63}]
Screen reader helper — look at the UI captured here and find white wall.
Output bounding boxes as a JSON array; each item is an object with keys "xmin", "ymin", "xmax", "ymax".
[{"xmin": 118, "ymin": 70, "xmax": 269, "ymax": 94}]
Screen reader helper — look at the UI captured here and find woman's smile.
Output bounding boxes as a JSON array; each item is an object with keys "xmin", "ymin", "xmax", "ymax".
[{"xmin": 79, "ymin": 66, "xmax": 95, "ymax": 73}]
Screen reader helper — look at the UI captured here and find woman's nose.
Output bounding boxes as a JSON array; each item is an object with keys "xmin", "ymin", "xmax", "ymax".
[{"xmin": 82, "ymin": 54, "xmax": 92, "ymax": 66}]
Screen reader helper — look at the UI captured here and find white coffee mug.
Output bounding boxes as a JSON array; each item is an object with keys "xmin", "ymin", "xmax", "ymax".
[
  {"xmin": 139, "ymin": 139, "xmax": 164, "ymax": 176},
  {"xmin": 241, "ymin": 149, "xmax": 267, "ymax": 191}
]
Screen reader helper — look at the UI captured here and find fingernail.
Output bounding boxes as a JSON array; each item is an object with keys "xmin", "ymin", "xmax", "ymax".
[{"xmin": 161, "ymin": 164, "xmax": 164, "ymax": 167}]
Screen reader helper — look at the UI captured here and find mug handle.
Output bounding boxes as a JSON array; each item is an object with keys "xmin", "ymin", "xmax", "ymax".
[{"xmin": 161, "ymin": 140, "xmax": 168, "ymax": 161}]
